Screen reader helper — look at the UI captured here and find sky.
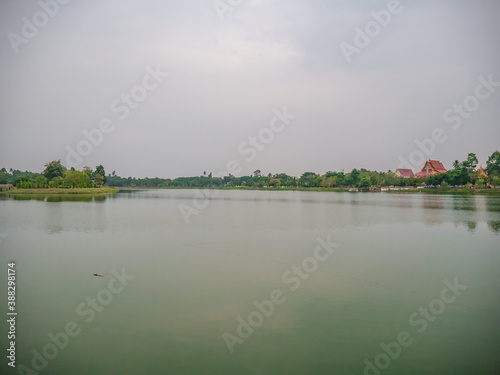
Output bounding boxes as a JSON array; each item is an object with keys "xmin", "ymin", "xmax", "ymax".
[{"xmin": 0, "ymin": 0, "xmax": 499, "ymax": 179}]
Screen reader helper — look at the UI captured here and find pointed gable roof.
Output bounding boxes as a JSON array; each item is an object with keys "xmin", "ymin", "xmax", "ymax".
[
  {"xmin": 427, "ymin": 160, "xmax": 447, "ymax": 173},
  {"xmin": 414, "ymin": 159, "xmax": 447, "ymax": 177},
  {"xmin": 396, "ymin": 169, "xmax": 414, "ymax": 178}
]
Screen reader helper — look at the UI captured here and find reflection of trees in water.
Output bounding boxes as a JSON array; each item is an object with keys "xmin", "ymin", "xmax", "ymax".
[
  {"xmin": 452, "ymin": 195, "xmax": 477, "ymax": 211},
  {"xmin": 485, "ymin": 198, "xmax": 500, "ymax": 213},
  {"xmin": 1, "ymin": 194, "xmax": 109, "ymax": 233},
  {"xmin": 422, "ymin": 196, "xmax": 445, "ymax": 210},
  {"xmin": 488, "ymin": 221, "xmax": 500, "ymax": 234},
  {"xmin": 466, "ymin": 221, "xmax": 477, "ymax": 233},
  {"xmin": 8, "ymin": 194, "xmax": 108, "ymax": 202},
  {"xmin": 420, "ymin": 195, "xmax": 500, "ymax": 234},
  {"xmin": 422, "ymin": 196, "xmax": 445, "ymax": 226},
  {"xmin": 485, "ymin": 199, "xmax": 500, "ymax": 233}
]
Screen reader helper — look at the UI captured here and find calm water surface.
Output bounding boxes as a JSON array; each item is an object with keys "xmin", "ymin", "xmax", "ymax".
[{"xmin": 0, "ymin": 190, "xmax": 499, "ymax": 374}]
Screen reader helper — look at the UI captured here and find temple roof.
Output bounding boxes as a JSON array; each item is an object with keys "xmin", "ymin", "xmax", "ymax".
[
  {"xmin": 414, "ymin": 159, "xmax": 447, "ymax": 177},
  {"xmin": 396, "ymin": 169, "xmax": 414, "ymax": 178}
]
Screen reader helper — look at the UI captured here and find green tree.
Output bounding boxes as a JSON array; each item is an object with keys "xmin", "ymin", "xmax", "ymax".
[
  {"xmin": 13, "ymin": 176, "xmax": 33, "ymax": 188},
  {"xmin": 51, "ymin": 176, "xmax": 64, "ymax": 188},
  {"xmin": 95, "ymin": 165, "xmax": 107, "ymax": 185},
  {"xmin": 0, "ymin": 171, "xmax": 9, "ymax": 184},
  {"xmin": 463, "ymin": 153, "xmax": 478, "ymax": 170},
  {"xmin": 93, "ymin": 173, "xmax": 104, "ymax": 187},
  {"xmin": 43, "ymin": 160, "xmax": 66, "ymax": 181},
  {"xmin": 63, "ymin": 170, "xmax": 91, "ymax": 188},
  {"xmin": 476, "ymin": 178, "xmax": 485, "ymax": 188},
  {"xmin": 486, "ymin": 151, "xmax": 500, "ymax": 177},
  {"xmin": 358, "ymin": 176, "xmax": 370, "ymax": 188},
  {"xmin": 35, "ymin": 175, "xmax": 46, "ymax": 188},
  {"xmin": 462, "ymin": 153, "xmax": 478, "ymax": 183},
  {"xmin": 83, "ymin": 166, "xmax": 93, "ymax": 176},
  {"xmin": 490, "ymin": 176, "xmax": 500, "ymax": 187},
  {"xmin": 347, "ymin": 169, "xmax": 360, "ymax": 186},
  {"xmin": 300, "ymin": 172, "xmax": 320, "ymax": 187},
  {"xmin": 336, "ymin": 172, "xmax": 346, "ymax": 186},
  {"xmin": 269, "ymin": 178, "xmax": 280, "ymax": 188}
]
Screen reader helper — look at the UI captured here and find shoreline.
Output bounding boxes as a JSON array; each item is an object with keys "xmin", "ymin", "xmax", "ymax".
[
  {"xmin": 0, "ymin": 188, "xmax": 119, "ymax": 195},
  {"xmin": 116, "ymin": 186, "xmax": 500, "ymax": 195}
]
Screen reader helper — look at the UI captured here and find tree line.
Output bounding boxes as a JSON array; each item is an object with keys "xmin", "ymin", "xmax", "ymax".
[
  {"xmin": 107, "ymin": 151, "xmax": 500, "ymax": 188},
  {"xmin": 0, "ymin": 161, "xmax": 106, "ymax": 189},
  {"xmin": 1, "ymin": 151, "xmax": 499, "ymax": 189}
]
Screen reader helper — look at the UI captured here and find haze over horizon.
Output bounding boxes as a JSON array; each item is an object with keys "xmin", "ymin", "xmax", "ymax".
[{"xmin": 1, "ymin": 0, "xmax": 499, "ymax": 179}]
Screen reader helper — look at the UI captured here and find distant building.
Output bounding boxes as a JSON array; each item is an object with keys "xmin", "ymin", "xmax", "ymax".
[
  {"xmin": 414, "ymin": 160, "xmax": 447, "ymax": 178},
  {"xmin": 0, "ymin": 184, "xmax": 15, "ymax": 191},
  {"xmin": 395, "ymin": 169, "xmax": 414, "ymax": 178}
]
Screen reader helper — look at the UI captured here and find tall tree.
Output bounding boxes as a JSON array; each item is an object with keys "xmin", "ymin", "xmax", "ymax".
[
  {"xmin": 348, "ymin": 169, "xmax": 360, "ymax": 186},
  {"xmin": 462, "ymin": 153, "xmax": 478, "ymax": 183},
  {"xmin": 63, "ymin": 170, "xmax": 91, "ymax": 188},
  {"xmin": 95, "ymin": 165, "xmax": 107, "ymax": 185},
  {"xmin": 336, "ymin": 172, "xmax": 346, "ymax": 186},
  {"xmin": 486, "ymin": 151, "xmax": 500, "ymax": 177},
  {"xmin": 462, "ymin": 153, "xmax": 478, "ymax": 170},
  {"xmin": 358, "ymin": 176, "xmax": 370, "ymax": 188},
  {"xmin": 43, "ymin": 160, "xmax": 66, "ymax": 181}
]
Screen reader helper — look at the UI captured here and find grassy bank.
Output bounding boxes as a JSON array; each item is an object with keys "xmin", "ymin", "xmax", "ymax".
[
  {"xmin": 0, "ymin": 187, "xmax": 119, "ymax": 195},
  {"xmin": 388, "ymin": 188, "xmax": 500, "ymax": 195}
]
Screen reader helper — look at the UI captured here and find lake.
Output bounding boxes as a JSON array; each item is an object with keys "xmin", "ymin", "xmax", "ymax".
[{"xmin": 1, "ymin": 190, "xmax": 499, "ymax": 374}]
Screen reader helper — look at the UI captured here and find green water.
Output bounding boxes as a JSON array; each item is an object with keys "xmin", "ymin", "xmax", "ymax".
[{"xmin": 1, "ymin": 190, "xmax": 499, "ymax": 374}]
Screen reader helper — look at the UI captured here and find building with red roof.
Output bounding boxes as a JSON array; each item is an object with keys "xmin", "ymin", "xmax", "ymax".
[
  {"xmin": 414, "ymin": 159, "xmax": 447, "ymax": 178},
  {"xmin": 395, "ymin": 169, "xmax": 415, "ymax": 178}
]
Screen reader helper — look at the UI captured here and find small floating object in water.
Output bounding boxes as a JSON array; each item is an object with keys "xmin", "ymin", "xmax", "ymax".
[{"xmin": 93, "ymin": 273, "xmax": 104, "ymax": 277}]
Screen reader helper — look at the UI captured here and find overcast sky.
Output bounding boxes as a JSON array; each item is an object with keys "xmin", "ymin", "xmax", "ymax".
[{"xmin": 1, "ymin": 0, "xmax": 499, "ymax": 178}]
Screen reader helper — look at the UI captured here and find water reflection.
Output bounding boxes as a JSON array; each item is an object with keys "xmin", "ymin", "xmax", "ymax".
[
  {"xmin": 485, "ymin": 197, "xmax": 500, "ymax": 213},
  {"xmin": 421, "ymin": 196, "xmax": 445, "ymax": 226},
  {"xmin": 452, "ymin": 195, "xmax": 477, "ymax": 211},
  {"xmin": 1, "ymin": 190, "xmax": 500, "ymax": 234},
  {"xmin": 1, "ymin": 194, "xmax": 109, "ymax": 202},
  {"xmin": 466, "ymin": 221, "xmax": 477, "ymax": 232},
  {"xmin": 488, "ymin": 220, "xmax": 500, "ymax": 234}
]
